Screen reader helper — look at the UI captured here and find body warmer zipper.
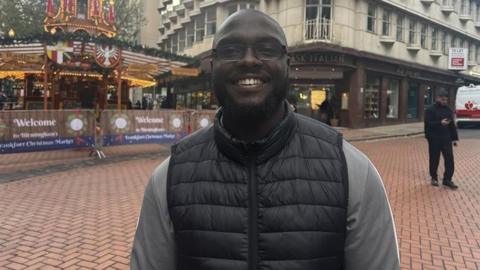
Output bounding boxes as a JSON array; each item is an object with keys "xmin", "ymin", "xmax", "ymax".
[{"xmin": 248, "ymin": 162, "xmax": 258, "ymax": 270}]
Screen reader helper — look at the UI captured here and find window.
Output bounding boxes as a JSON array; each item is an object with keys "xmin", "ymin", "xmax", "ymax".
[
  {"xmin": 194, "ymin": 15, "xmax": 205, "ymax": 42},
  {"xmin": 386, "ymin": 78, "xmax": 400, "ymax": 119},
  {"xmin": 178, "ymin": 30, "xmax": 185, "ymax": 52},
  {"xmin": 166, "ymin": 41, "xmax": 171, "ymax": 53},
  {"xmin": 171, "ymin": 35, "xmax": 178, "ymax": 53},
  {"xmin": 460, "ymin": 0, "xmax": 468, "ymax": 15},
  {"xmin": 205, "ymin": 9, "xmax": 216, "ymax": 36},
  {"xmin": 186, "ymin": 23, "xmax": 194, "ymax": 48},
  {"xmin": 420, "ymin": 24, "xmax": 427, "ymax": 49},
  {"xmin": 469, "ymin": 44, "xmax": 475, "ymax": 61},
  {"xmin": 396, "ymin": 15, "xmax": 404, "ymax": 41},
  {"xmin": 227, "ymin": 2, "xmax": 256, "ymax": 17},
  {"xmin": 305, "ymin": 0, "xmax": 333, "ymax": 40},
  {"xmin": 441, "ymin": 31, "xmax": 448, "ymax": 55},
  {"xmin": 476, "ymin": 45, "xmax": 480, "ymax": 64},
  {"xmin": 431, "ymin": 28, "xmax": 438, "ymax": 50},
  {"xmin": 77, "ymin": 0, "xmax": 87, "ymax": 19},
  {"xmin": 453, "ymin": 0, "xmax": 460, "ymax": 13},
  {"xmin": 227, "ymin": 5, "xmax": 237, "ymax": 16},
  {"xmin": 367, "ymin": 4, "xmax": 376, "ymax": 33},
  {"xmin": 364, "ymin": 75, "xmax": 381, "ymax": 119},
  {"xmin": 382, "ymin": 10, "xmax": 391, "ymax": 36},
  {"xmin": 442, "ymin": 0, "xmax": 451, "ymax": 6},
  {"xmin": 408, "ymin": 20, "xmax": 417, "ymax": 45},
  {"xmin": 476, "ymin": 2, "xmax": 480, "ymax": 22},
  {"xmin": 306, "ymin": 0, "xmax": 332, "ymax": 21}
]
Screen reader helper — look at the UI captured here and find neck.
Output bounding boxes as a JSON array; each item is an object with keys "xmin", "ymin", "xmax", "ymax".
[{"xmin": 222, "ymin": 103, "xmax": 286, "ymax": 142}]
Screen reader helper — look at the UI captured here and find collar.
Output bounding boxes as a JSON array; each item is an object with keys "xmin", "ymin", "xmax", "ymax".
[{"xmin": 213, "ymin": 101, "xmax": 296, "ymax": 165}]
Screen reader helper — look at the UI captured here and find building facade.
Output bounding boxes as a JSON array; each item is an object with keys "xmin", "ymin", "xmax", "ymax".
[{"xmin": 157, "ymin": 0, "xmax": 480, "ymax": 127}]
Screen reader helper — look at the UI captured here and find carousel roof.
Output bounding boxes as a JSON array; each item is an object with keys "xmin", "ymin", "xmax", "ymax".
[{"xmin": 0, "ymin": 41, "xmax": 192, "ymax": 87}]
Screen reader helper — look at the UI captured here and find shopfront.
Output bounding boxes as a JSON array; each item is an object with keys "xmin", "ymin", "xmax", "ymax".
[{"xmin": 287, "ymin": 47, "xmax": 473, "ymax": 128}]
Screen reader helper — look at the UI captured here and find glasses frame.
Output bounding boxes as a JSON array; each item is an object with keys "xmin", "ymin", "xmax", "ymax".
[{"xmin": 212, "ymin": 43, "xmax": 288, "ymax": 62}]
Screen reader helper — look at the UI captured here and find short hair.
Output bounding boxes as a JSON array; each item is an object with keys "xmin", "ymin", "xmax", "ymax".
[{"xmin": 436, "ymin": 89, "xmax": 449, "ymax": 98}]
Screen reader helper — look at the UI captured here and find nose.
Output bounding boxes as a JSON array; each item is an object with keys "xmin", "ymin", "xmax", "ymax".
[{"xmin": 238, "ymin": 47, "xmax": 262, "ymax": 66}]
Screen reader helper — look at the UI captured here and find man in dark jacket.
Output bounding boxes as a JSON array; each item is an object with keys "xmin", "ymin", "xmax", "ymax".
[
  {"xmin": 424, "ymin": 90, "xmax": 459, "ymax": 189},
  {"xmin": 131, "ymin": 10, "xmax": 399, "ymax": 270}
]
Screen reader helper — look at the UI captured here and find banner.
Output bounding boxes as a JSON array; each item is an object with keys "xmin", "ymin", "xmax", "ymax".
[
  {"xmin": 190, "ymin": 110, "xmax": 217, "ymax": 132},
  {"xmin": 0, "ymin": 110, "xmax": 95, "ymax": 154},
  {"xmin": 101, "ymin": 110, "xmax": 189, "ymax": 146}
]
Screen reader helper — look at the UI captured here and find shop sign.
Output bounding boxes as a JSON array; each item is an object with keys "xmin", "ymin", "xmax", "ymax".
[
  {"xmin": 448, "ymin": 48, "xmax": 468, "ymax": 70},
  {"xmin": 0, "ymin": 110, "xmax": 95, "ymax": 154},
  {"xmin": 290, "ymin": 53, "xmax": 346, "ymax": 65},
  {"xmin": 171, "ymin": 67, "xmax": 201, "ymax": 77}
]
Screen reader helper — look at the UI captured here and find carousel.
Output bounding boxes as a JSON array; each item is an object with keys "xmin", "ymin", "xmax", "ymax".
[{"xmin": 0, "ymin": 0, "xmax": 192, "ymax": 111}]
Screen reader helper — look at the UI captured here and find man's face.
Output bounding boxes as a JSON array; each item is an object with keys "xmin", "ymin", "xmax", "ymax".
[
  {"xmin": 211, "ymin": 13, "xmax": 289, "ymax": 120},
  {"xmin": 436, "ymin": 96, "xmax": 448, "ymax": 106}
]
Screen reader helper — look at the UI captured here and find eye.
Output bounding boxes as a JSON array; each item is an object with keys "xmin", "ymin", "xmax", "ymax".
[
  {"xmin": 217, "ymin": 45, "xmax": 243, "ymax": 59},
  {"xmin": 255, "ymin": 43, "xmax": 283, "ymax": 59}
]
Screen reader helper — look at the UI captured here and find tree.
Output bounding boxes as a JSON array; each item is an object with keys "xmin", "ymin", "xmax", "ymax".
[
  {"xmin": 113, "ymin": 0, "xmax": 147, "ymax": 43},
  {"xmin": 0, "ymin": 0, "xmax": 145, "ymax": 42}
]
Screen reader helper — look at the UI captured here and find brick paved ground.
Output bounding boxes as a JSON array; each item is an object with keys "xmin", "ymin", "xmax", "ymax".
[
  {"xmin": 1, "ymin": 135, "xmax": 480, "ymax": 269},
  {"xmin": 355, "ymin": 137, "xmax": 480, "ymax": 270}
]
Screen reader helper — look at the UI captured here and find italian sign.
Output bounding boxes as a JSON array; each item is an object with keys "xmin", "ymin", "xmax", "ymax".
[
  {"xmin": 0, "ymin": 110, "xmax": 95, "ymax": 154},
  {"xmin": 101, "ymin": 110, "xmax": 189, "ymax": 146},
  {"xmin": 448, "ymin": 48, "xmax": 468, "ymax": 70}
]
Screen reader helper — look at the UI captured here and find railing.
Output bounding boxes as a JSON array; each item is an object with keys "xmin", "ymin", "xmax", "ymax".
[{"xmin": 304, "ymin": 18, "xmax": 332, "ymax": 41}]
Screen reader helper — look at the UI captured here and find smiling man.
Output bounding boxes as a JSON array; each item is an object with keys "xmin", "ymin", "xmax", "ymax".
[{"xmin": 130, "ymin": 10, "xmax": 400, "ymax": 270}]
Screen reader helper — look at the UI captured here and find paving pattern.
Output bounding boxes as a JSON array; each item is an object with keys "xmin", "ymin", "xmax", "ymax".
[{"xmin": 1, "ymin": 133, "xmax": 480, "ymax": 269}]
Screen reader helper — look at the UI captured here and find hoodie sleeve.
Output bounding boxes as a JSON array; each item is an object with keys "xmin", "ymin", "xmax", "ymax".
[{"xmin": 130, "ymin": 157, "xmax": 176, "ymax": 270}]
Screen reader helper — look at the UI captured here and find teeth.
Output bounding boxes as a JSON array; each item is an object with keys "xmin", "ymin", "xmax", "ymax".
[{"xmin": 237, "ymin": 78, "xmax": 263, "ymax": 86}]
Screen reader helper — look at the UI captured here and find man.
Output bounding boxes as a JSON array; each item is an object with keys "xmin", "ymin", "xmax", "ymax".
[
  {"xmin": 0, "ymin": 91, "xmax": 6, "ymax": 110},
  {"xmin": 131, "ymin": 10, "xmax": 399, "ymax": 270},
  {"xmin": 424, "ymin": 90, "xmax": 459, "ymax": 189}
]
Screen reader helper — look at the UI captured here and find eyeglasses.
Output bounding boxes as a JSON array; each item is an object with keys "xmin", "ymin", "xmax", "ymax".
[{"xmin": 212, "ymin": 43, "xmax": 287, "ymax": 61}]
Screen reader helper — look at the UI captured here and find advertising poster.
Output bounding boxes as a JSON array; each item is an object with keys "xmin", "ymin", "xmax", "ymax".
[
  {"xmin": 0, "ymin": 110, "xmax": 95, "ymax": 154},
  {"xmin": 101, "ymin": 110, "xmax": 189, "ymax": 146},
  {"xmin": 448, "ymin": 48, "xmax": 468, "ymax": 70}
]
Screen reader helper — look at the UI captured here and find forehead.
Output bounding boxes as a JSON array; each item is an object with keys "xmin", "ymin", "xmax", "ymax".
[{"xmin": 214, "ymin": 17, "xmax": 286, "ymax": 47}]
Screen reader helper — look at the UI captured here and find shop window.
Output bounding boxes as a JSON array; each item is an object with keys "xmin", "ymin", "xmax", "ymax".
[
  {"xmin": 386, "ymin": 79, "xmax": 399, "ymax": 119},
  {"xmin": 367, "ymin": 4, "xmax": 376, "ymax": 33},
  {"xmin": 408, "ymin": 20, "xmax": 417, "ymax": 45},
  {"xmin": 407, "ymin": 82, "xmax": 419, "ymax": 119},
  {"xmin": 382, "ymin": 10, "xmax": 391, "ymax": 36},
  {"xmin": 364, "ymin": 75, "xmax": 380, "ymax": 119},
  {"xmin": 194, "ymin": 16, "xmax": 205, "ymax": 42},
  {"xmin": 205, "ymin": 9, "xmax": 216, "ymax": 36},
  {"xmin": 396, "ymin": 15, "xmax": 404, "ymax": 42},
  {"xmin": 420, "ymin": 24, "xmax": 427, "ymax": 49},
  {"xmin": 425, "ymin": 86, "xmax": 435, "ymax": 108}
]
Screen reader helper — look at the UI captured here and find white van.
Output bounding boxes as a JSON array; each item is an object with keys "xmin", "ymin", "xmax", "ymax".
[{"xmin": 455, "ymin": 84, "xmax": 480, "ymax": 127}]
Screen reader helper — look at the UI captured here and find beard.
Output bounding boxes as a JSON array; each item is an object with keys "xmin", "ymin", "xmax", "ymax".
[{"xmin": 214, "ymin": 81, "xmax": 289, "ymax": 123}]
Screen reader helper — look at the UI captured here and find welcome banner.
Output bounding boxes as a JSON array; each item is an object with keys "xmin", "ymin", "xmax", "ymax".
[
  {"xmin": 0, "ymin": 110, "xmax": 95, "ymax": 154},
  {"xmin": 101, "ymin": 110, "xmax": 189, "ymax": 146}
]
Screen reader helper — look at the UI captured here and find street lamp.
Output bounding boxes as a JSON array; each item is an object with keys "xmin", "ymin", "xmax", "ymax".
[{"xmin": 8, "ymin": 29, "xmax": 15, "ymax": 38}]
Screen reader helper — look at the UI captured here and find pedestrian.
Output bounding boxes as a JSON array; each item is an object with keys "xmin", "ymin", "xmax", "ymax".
[
  {"xmin": 0, "ymin": 92, "xmax": 6, "ymax": 110},
  {"xmin": 131, "ymin": 10, "xmax": 399, "ymax": 270},
  {"xmin": 424, "ymin": 89, "xmax": 459, "ymax": 189}
]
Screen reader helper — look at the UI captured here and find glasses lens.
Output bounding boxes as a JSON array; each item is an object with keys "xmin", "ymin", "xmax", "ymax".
[
  {"xmin": 255, "ymin": 43, "xmax": 283, "ymax": 60},
  {"xmin": 216, "ymin": 44, "xmax": 245, "ymax": 60}
]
